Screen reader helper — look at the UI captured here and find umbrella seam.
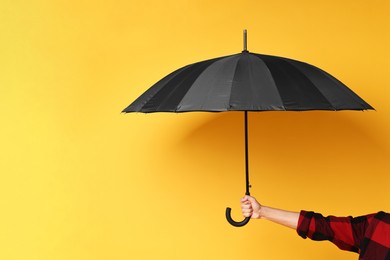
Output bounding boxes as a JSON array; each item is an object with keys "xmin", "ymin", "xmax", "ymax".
[
  {"xmin": 172, "ymin": 55, "xmax": 236, "ymax": 112},
  {"xmin": 283, "ymin": 59, "xmax": 338, "ymax": 111},
  {"xmin": 177, "ymin": 54, "xmax": 239, "ymax": 112},
  {"xmin": 315, "ymin": 66, "xmax": 373, "ymax": 110},
  {"xmin": 251, "ymin": 53, "xmax": 286, "ymax": 111}
]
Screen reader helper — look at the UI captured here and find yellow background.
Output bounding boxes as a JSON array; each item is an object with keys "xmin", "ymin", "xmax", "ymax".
[{"xmin": 1, "ymin": 0, "xmax": 389, "ymax": 259}]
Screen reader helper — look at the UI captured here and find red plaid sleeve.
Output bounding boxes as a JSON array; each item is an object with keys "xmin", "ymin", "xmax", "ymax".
[{"xmin": 296, "ymin": 210, "xmax": 373, "ymax": 254}]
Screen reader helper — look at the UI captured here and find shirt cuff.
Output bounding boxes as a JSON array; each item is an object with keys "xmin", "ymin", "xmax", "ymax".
[{"xmin": 296, "ymin": 210, "xmax": 315, "ymax": 239}]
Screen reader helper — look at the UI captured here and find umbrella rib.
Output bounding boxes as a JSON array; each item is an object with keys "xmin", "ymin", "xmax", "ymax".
[
  {"xmin": 251, "ymin": 54, "xmax": 287, "ymax": 111},
  {"xmin": 283, "ymin": 58, "xmax": 337, "ymax": 111},
  {"xmin": 258, "ymin": 54, "xmax": 336, "ymax": 111},
  {"xmin": 155, "ymin": 58, "xmax": 220, "ymax": 112},
  {"xmin": 315, "ymin": 67, "xmax": 373, "ymax": 110},
  {"xmin": 176, "ymin": 54, "xmax": 239, "ymax": 112}
]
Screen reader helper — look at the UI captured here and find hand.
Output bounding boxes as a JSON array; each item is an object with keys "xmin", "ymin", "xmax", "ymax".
[{"xmin": 241, "ymin": 195, "xmax": 262, "ymax": 219}]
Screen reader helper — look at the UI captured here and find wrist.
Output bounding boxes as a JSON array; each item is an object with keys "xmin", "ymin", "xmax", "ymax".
[
  {"xmin": 251, "ymin": 204, "xmax": 264, "ymax": 219},
  {"xmin": 258, "ymin": 205, "xmax": 268, "ymax": 219}
]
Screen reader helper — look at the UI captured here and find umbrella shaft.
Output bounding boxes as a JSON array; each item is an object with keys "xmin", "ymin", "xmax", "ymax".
[{"xmin": 244, "ymin": 111, "xmax": 250, "ymax": 195}]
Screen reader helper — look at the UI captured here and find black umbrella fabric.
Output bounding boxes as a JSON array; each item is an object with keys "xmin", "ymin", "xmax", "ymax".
[
  {"xmin": 123, "ymin": 31, "xmax": 373, "ymax": 227},
  {"xmin": 123, "ymin": 51, "xmax": 373, "ymax": 113}
]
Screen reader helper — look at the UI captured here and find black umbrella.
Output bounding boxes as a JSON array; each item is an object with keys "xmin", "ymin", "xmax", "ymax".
[{"xmin": 123, "ymin": 30, "xmax": 373, "ymax": 227}]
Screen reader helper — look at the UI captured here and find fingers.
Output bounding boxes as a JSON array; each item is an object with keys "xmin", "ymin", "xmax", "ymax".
[
  {"xmin": 241, "ymin": 196, "xmax": 253, "ymax": 217},
  {"xmin": 241, "ymin": 205, "xmax": 253, "ymax": 217},
  {"xmin": 240, "ymin": 195, "xmax": 262, "ymax": 218}
]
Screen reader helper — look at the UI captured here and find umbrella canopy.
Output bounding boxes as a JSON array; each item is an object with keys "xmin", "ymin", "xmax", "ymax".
[
  {"xmin": 123, "ymin": 51, "xmax": 373, "ymax": 113},
  {"xmin": 123, "ymin": 31, "xmax": 373, "ymax": 227}
]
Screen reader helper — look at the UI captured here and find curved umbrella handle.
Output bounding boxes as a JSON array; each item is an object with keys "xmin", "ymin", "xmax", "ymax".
[{"xmin": 225, "ymin": 207, "xmax": 250, "ymax": 227}]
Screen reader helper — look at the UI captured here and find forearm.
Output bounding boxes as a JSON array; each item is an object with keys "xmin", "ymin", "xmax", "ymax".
[{"xmin": 259, "ymin": 206, "xmax": 300, "ymax": 230}]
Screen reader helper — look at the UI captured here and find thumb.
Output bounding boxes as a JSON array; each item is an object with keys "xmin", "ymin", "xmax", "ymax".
[
  {"xmin": 241, "ymin": 195, "xmax": 256, "ymax": 203},
  {"xmin": 241, "ymin": 195, "xmax": 250, "ymax": 203},
  {"xmin": 245, "ymin": 195, "xmax": 257, "ymax": 203}
]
